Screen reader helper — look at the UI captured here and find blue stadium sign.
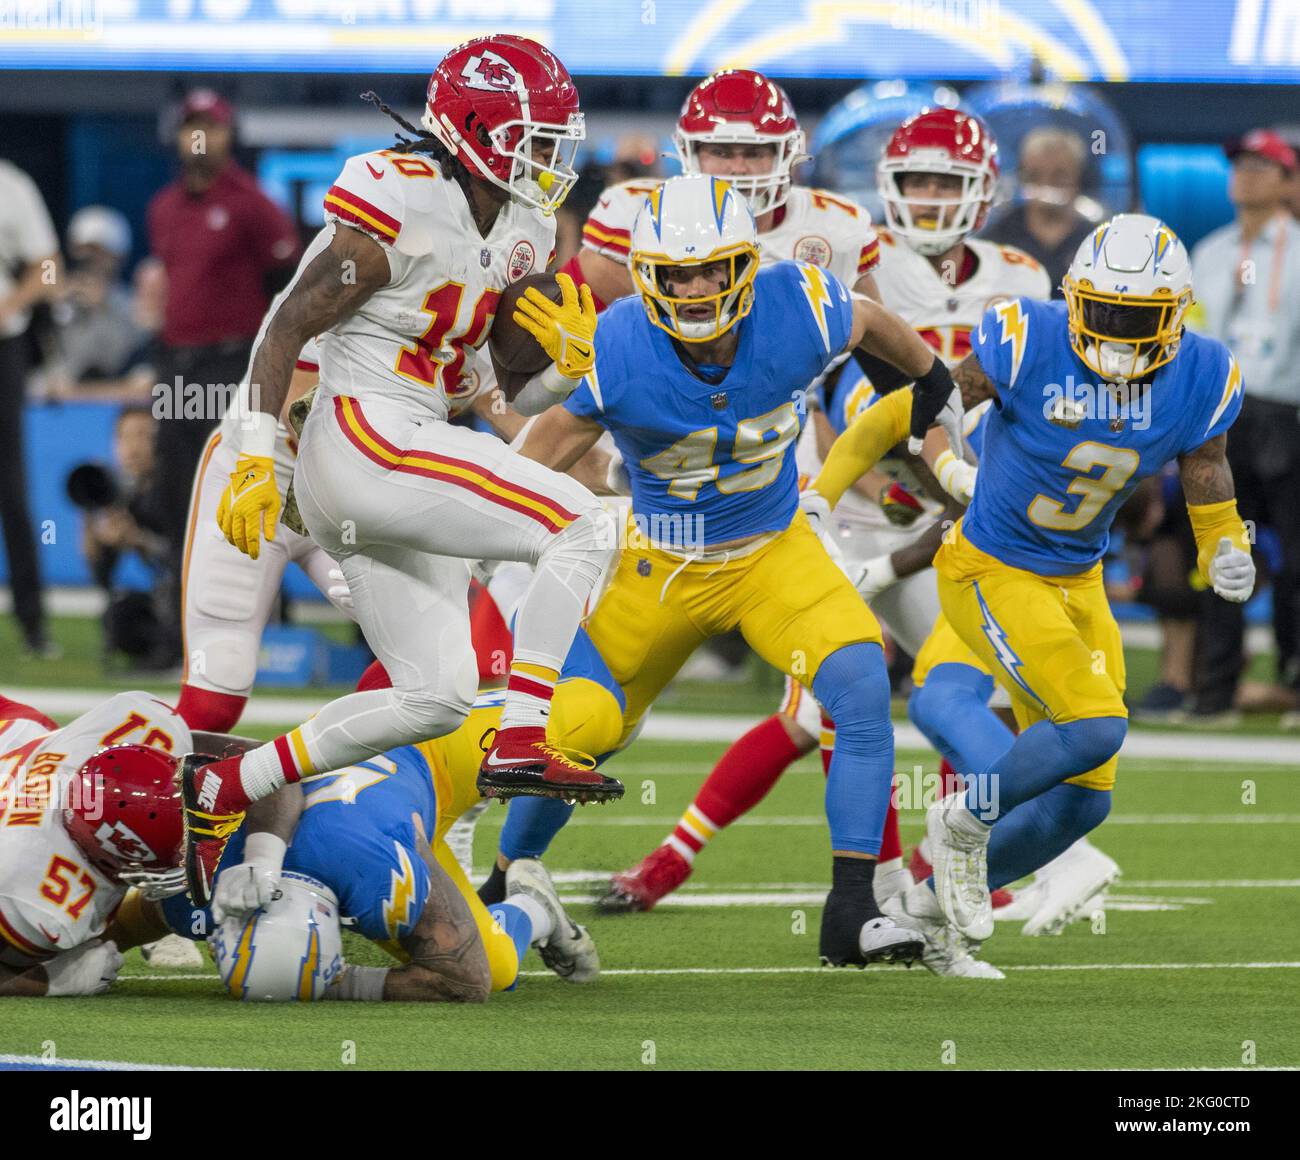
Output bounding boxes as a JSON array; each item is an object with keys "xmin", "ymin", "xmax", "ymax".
[{"xmin": 2, "ymin": 0, "xmax": 1299, "ymax": 82}]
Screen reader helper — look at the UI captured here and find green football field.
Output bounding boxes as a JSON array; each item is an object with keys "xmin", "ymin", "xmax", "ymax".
[{"xmin": 2, "ymin": 736, "xmax": 1296, "ymax": 1071}]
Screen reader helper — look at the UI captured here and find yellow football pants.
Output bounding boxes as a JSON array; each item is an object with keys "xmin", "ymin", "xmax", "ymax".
[
  {"xmin": 933, "ymin": 519, "xmax": 1126, "ymax": 791},
  {"xmin": 417, "ymin": 676, "xmax": 626, "ymax": 991},
  {"xmin": 565, "ymin": 512, "xmax": 882, "ymax": 751}
]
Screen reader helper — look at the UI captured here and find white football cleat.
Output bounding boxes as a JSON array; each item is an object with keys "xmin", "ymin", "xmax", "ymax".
[
  {"xmin": 926, "ymin": 790, "xmax": 994, "ymax": 941},
  {"xmin": 992, "ymin": 880, "xmax": 1044, "ymax": 921},
  {"xmin": 885, "ymin": 887, "xmax": 1004, "ymax": 979},
  {"xmin": 139, "ymin": 933, "xmax": 203, "ymax": 968},
  {"xmin": 1021, "ymin": 839, "xmax": 1120, "ymax": 937},
  {"xmin": 506, "ymin": 857, "xmax": 600, "ymax": 983},
  {"xmin": 857, "ymin": 916, "xmax": 926, "ymax": 965}
]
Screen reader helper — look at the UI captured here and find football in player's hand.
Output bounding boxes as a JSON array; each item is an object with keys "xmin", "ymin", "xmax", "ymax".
[{"xmin": 490, "ymin": 273, "xmax": 560, "ymax": 397}]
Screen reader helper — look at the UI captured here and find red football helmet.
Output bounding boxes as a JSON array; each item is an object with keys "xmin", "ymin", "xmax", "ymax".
[
  {"xmin": 673, "ymin": 69, "xmax": 806, "ymax": 216},
  {"xmin": 422, "ymin": 34, "xmax": 584, "ymax": 215},
  {"xmin": 63, "ymin": 745, "xmax": 184, "ymax": 897},
  {"xmin": 877, "ymin": 108, "xmax": 999, "ymax": 256}
]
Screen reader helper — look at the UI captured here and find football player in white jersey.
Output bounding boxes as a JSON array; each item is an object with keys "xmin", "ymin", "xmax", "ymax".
[
  {"xmin": 0, "ymin": 692, "xmax": 187, "ymax": 996},
  {"xmin": 559, "ymin": 68, "xmax": 882, "ymax": 309},
  {"xmin": 600, "ymin": 111, "xmax": 1057, "ymax": 967},
  {"xmin": 176, "ymin": 336, "xmax": 529, "ymax": 735},
  {"xmin": 181, "ymin": 36, "xmax": 625, "ymax": 906}
]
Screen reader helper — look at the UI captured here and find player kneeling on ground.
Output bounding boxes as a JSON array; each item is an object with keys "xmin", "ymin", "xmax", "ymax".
[{"xmin": 0, "ymin": 692, "xmax": 189, "ymax": 997}]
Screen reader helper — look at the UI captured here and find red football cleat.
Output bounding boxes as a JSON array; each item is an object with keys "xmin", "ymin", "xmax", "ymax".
[
  {"xmin": 179, "ymin": 753, "xmax": 249, "ymax": 908},
  {"xmin": 477, "ymin": 726, "xmax": 623, "ymax": 804},
  {"xmin": 598, "ymin": 844, "xmax": 693, "ymax": 913},
  {"xmin": 908, "ymin": 844, "xmax": 1014, "ymax": 909}
]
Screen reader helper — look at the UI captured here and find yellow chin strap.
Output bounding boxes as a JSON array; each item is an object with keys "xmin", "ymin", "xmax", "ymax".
[{"xmin": 630, "ymin": 242, "xmax": 759, "ymax": 343}]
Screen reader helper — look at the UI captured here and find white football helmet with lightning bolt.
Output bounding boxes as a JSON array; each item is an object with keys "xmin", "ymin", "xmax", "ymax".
[
  {"xmin": 212, "ymin": 871, "xmax": 343, "ymax": 1002},
  {"xmin": 1063, "ymin": 213, "xmax": 1193, "ymax": 382}
]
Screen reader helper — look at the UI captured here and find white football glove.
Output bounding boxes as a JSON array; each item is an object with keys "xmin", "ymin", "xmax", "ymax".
[
  {"xmin": 933, "ymin": 449, "xmax": 978, "ymax": 506},
  {"xmin": 212, "ymin": 863, "xmax": 281, "ymax": 924},
  {"xmin": 852, "ymin": 554, "xmax": 899, "ymax": 603},
  {"xmin": 326, "ymin": 567, "xmax": 353, "ymax": 612},
  {"xmin": 799, "ymin": 487, "xmax": 845, "ymax": 569},
  {"xmin": 1209, "ymin": 537, "xmax": 1255, "ymax": 604},
  {"xmin": 44, "ymin": 939, "xmax": 123, "ymax": 997},
  {"xmin": 212, "ymin": 833, "xmax": 288, "ymax": 923},
  {"xmin": 908, "ymin": 387, "xmax": 965, "ymax": 459}
]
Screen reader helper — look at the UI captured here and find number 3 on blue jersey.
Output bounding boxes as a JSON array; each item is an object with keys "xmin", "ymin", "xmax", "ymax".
[
  {"xmin": 641, "ymin": 401, "xmax": 802, "ymax": 500},
  {"xmin": 1028, "ymin": 442, "xmax": 1140, "ymax": 531}
]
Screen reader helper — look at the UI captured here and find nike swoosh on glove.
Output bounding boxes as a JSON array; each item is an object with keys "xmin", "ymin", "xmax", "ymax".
[
  {"xmin": 217, "ymin": 454, "xmax": 280, "ymax": 560},
  {"xmin": 907, "ymin": 357, "xmax": 965, "ymax": 457},
  {"xmin": 512, "ymin": 271, "xmax": 598, "ymax": 379},
  {"xmin": 1209, "ymin": 536, "xmax": 1255, "ymax": 603}
]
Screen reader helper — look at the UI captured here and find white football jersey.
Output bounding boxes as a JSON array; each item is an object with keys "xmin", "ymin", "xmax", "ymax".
[
  {"xmin": 0, "ymin": 692, "xmax": 191, "ymax": 967},
  {"xmin": 583, "ymin": 179, "xmax": 879, "ymax": 289},
  {"xmin": 801, "ymin": 232, "xmax": 1050, "ymax": 540},
  {"xmin": 303, "ymin": 149, "xmax": 555, "ymax": 422}
]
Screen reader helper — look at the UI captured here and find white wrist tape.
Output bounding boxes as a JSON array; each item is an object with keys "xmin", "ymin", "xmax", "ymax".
[
  {"xmin": 934, "ymin": 450, "xmax": 977, "ymax": 504},
  {"xmin": 243, "ymin": 832, "xmax": 287, "ymax": 872},
  {"xmin": 238, "ymin": 408, "xmax": 277, "ymax": 459},
  {"xmin": 508, "ymin": 415, "xmax": 539, "ymax": 453},
  {"xmin": 323, "ymin": 963, "xmax": 389, "ymax": 1002}
]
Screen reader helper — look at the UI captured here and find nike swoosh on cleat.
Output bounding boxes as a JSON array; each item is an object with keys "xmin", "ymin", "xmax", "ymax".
[{"xmin": 482, "ymin": 751, "xmax": 541, "ymax": 769}]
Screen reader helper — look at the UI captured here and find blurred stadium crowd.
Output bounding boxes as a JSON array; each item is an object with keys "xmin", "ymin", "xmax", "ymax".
[{"xmin": 2, "ymin": 72, "xmax": 1299, "ymax": 727}]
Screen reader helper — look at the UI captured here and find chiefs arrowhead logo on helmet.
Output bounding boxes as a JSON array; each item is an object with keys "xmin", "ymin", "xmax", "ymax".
[
  {"xmin": 63, "ymin": 744, "xmax": 182, "ymax": 883},
  {"xmin": 422, "ymin": 35, "xmax": 584, "ymax": 215},
  {"xmin": 94, "ymin": 818, "xmax": 157, "ymax": 864},
  {"xmin": 462, "ymin": 50, "xmax": 519, "ymax": 92}
]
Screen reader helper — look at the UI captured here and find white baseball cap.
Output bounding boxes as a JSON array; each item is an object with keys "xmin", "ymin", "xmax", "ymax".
[{"xmin": 68, "ymin": 206, "xmax": 132, "ymax": 259}]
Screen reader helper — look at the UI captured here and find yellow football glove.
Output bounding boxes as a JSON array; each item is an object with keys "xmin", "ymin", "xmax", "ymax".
[
  {"xmin": 216, "ymin": 454, "xmax": 280, "ymax": 560},
  {"xmin": 512, "ymin": 271, "xmax": 597, "ymax": 379}
]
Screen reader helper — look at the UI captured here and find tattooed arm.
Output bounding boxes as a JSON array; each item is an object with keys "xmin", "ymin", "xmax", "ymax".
[
  {"xmin": 951, "ymin": 352, "xmax": 998, "ymax": 410},
  {"xmin": 1179, "ymin": 433, "xmax": 1256, "ymax": 602},
  {"xmin": 384, "ymin": 823, "xmax": 492, "ymax": 1003},
  {"xmin": 245, "ymin": 225, "xmax": 390, "ymax": 426},
  {"xmin": 1178, "ymin": 433, "xmax": 1235, "ymax": 504}
]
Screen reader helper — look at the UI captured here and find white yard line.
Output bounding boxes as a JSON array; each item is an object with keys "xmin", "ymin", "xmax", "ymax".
[
  {"xmin": 478, "ymin": 812, "xmax": 1300, "ymax": 828},
  {"xmin": 0, "ymin": 1052, "xmax": 247, "ymax": 1071},
  {"xmin": 14, "ymin": 688, "xmax": 1300, "ymax": 766},
  {"xmin": 117, "ymin": 961, "xmax": 1300, "ymax": 984}
]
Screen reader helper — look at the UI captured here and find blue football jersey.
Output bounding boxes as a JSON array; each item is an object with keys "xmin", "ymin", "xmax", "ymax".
[
  {"xmin": 566, "ymin": 261, "xmax": 855, "ymax": 547},
  {"xmin": 964, "ymin": 298, "xmax": 1244, "ymax": 575}
]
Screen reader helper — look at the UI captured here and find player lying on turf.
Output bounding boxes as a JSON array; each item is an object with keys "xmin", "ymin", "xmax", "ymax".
[
  {"xmin": 181, "ymin": 34, "xmax": 623, "ymax": 910},
  {"xmin": 920, "ymin": 215, "xmax": 1252, "ymax": 943},
  {"xmin": 482, "ymin": 173, "xmax": 969, "ymax": 968},
  {"xmin": 113, "ymin": 628, "xmax": 628, "ymax": 1001},
  {"xmin": 0, "ymin": 692, "xmax": 192, "ymax": 997}
]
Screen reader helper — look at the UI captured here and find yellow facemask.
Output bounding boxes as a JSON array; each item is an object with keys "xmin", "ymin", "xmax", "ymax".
[
  {"xmin": 1063, "ymin": 276, "xmax": 1193, "ymax": 381},
  {"xmin": 630, "ymin": 241, "xmax": 759, "ymax": 343}
]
